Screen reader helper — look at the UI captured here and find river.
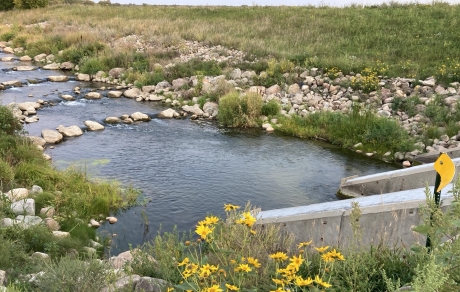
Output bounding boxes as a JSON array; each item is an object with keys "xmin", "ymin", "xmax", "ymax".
[{"xmin": 0, "ymin": 51, "xmax": 399, "ymax": 255}]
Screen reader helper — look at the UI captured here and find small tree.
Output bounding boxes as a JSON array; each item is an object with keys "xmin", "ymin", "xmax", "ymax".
[
  {"xmin": 0, "ymin": 0, "xmax": 15, "ymax": 11},
  {"xmin": 13, "ymin": 0, "xmax": 49, "ymax": 9}
]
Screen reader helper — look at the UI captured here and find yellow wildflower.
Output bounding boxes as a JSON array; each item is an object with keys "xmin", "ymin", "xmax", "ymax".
[
  {"xmin": 243, "ymin": 212, "xmax": 256, "ymax": 227},
  {"xmin": 177, "ymin": 257, "xmax": 189, "ymax": 267},
  {"xmin": 224, "ymin": 204, "xmax": 241, "ymax": 211},
  {"xmin": 250, "ymin": 229, "xmax": 257, "ymax": 235},
  {"xmin": 167, "ymin": 288, "xmax": 174, "ymax": 292},
  {"xmin": 289, "ymin": 254, "xmax": 304, "ymax": 270},
  {"xmin": 234, "ymin": 264, "xmax": 252, "ymax": 273},
  {"xmin": 204, "ymin": 285, "xmax": 223, "ymax": 292},
  {"xmin": 295, "ymin": 276, "xmax": 313, "ymax": 286},
  {"xmin": 247, "ymin": 257, "xmax": 261, "ymax": 268},
  {"xmin": 314, "ymin": 246, "xmax": 330, "ymax": 253},
  {"xmin": 270, "ymin": 252, "xmax": 288, "ymax": 261},
  {"xmin": 204, "ymin": 215, "xmax": 219, "ymax": 225},
  {"xmin": 297, "ymin": 240, "xmax": 313, "ymax": 249},
  {"xmin": 225, "ymin": 283, "xmax": 239, "ymax": 291},
  {"xmin": 195, "ymin": 223, "xmax": 213, "ymax": 240},
  {"xmin": 272, "ymin": 278, "xmax": 285, "ymax": 286},
  {"xmin": 230, "ymin": 259, "xmax": 236, "ymax": 265},
  {"xmin": 314, "ymin": 275, "xmax": 332, "ymax": 288}
]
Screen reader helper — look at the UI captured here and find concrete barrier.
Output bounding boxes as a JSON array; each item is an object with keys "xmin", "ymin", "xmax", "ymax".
[
  {"xmin": 337, "ymin": 158, "xmax": 460, "ymax": 199},
  {"xmin": 257, "ymin": 184, "xmax": 455, "ymax": 249}
]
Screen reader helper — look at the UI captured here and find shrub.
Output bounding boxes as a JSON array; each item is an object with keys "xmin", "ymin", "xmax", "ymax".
[
  {"xmin": 0, "ymin": 0, "xmax": 15, "ymax": 11},
  {"xmin": 166, "ymin": 58, "xmax": 223, "ymax": 81},
  {"xmin": 218, "ymin": 92, "xmax": 263, "ymax": 128},
  {"xmin": 0, "ymin": 106, "xmax": 22, "ymax": 136},
  {"xmin": 79, "ymin": 57, "xmax": 107, "ymax": 76},
  {"xmin": 13, "ymin": 0, "xmax": 49, "ymax": 9},
  {"xmin": 261, "ymin": 99, "xmax": 281, "ymax": 116},
  {"xmin": 0, "ymin": 158, "xmax": 14, "ymax": 190},
  {"xmin": 58, "ymin": 42, "xmax": 106, "ymax": 64},
  {"xmin": 25, "ymin": 35, "xmax": 66, "ymax": 56}
]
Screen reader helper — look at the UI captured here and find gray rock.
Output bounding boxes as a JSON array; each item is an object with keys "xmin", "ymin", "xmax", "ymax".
[
  {"xmin": 52, "ymin": 231, "xmax": 70, "ymax": 238},
  {"xmin": 107, "ymin": 91, "xmax": 123, "ymax": 98},
  {"xmin": 124, "ymin": 88, "xmax": 142, "ymax": 98},
  {"xmin": 11, "ymin": 199, "xmax": 35, "ymax": 216},
  {"xmin": 16, "ymin": 215, "xmax": 43, "ymax": 228},
  {"xmin": 0, "ymin": 269, "xmax": 6, "ymax": 286},
  {"xmin": 84, "ymin": 120, "xmax": 105, "ymax": 131},
  {"xmin": 85, "ymin": 92, "xmax": 102, "ymax": 99},
  {"xmin": 40, "ymin": 206, "xmax": 55, "ymax": 218},
  {"xmin": 101, "ymin": 275, "xmax": 141, "ymax": 292},
  {"xmin": 32, "ymin": 252, "xmax": 50, "ymax": 260},
  {"xmin": 230, "ymin": 68, "xmax": 242, "ymax": 79},
  {"xmin": 44, "ymin": 218, "xmax": 60, "ymax": 231},
  {"xmin": 1, "ymin": 80, "xmax": 22, "ymax": 87},
  {"xmin": 48, "ymin": 75, "xmax": 68, "ymax": 82},
  {"xmin": 182, "ymin": 104, "xmax": 204, "ymax": 116},
  {"xmin": 172, "ymin": 78, "xmax": 189, "ymax": 90},
  {"xmin": 158, "ymin": 108, "xmax": 177, "ymax": 119},
  {"xmin": 42, "ymin": 63, "xmax": 60, "ymax": 70},
  {"xmin": 147, "ymin": 94, "xmax": 164, "ymax": 101},
  {"xmin": 41, "ymin": 129, "xmax": 63, "ymax": 144},
  {"xmin": 76, "ymin": 73, "xmax": 91, "ymax": 81},
  {"xmin": 134, "ymin": 277, "xmax": 168, "ymax": 292},
  {"xmin": 56, "ymin": 125, "xmax": 83, "ymax": 137},
  {"xmin": 6, "ymin": 188, "xmax": 29, "ymax": 202},
  {"xmin": 105, "ymin": 117, "xmax": 121, "ymax": 124},
  {"xmin": 131, "ymin": 112, "xmax": 151, "ymax": 122},
  {"xmin": 1, "ymin": 218, "xmax": 15, "ymax": 227},
  {"xmin": 15, "ymin": 66, "xmax": 36, "ymax": 71},
  {"xmin": 30, "ymin": 185, "xmax": 43, "ymax": 194},
  {"xmin": 61, "ymin": 94, "xmax": 76, "ymax": 101},
  {"xmin": 203, "ymin": 102, "xmax": 219, "ymax": 118},
  {"xmin": 108, "ymin": 68, "xmax": 125, "ymax": 78},
  {"xmin": 34, "ymin": 53, "xmax": 47, "ymax": 62},
  {"xmin": 60, "ymin": 62, "xmax": 75, "ymax": 70}
]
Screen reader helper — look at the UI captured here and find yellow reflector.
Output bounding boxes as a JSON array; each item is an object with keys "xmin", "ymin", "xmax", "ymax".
[{"xmin": 434, "ymin": 153, "xmax": 455, "ymax": 192}]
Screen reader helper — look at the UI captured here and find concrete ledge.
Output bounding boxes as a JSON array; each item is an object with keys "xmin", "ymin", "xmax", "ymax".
[
  {"xmin": 257, "ymin": 184, "xmax": 454, "ymax": 248},
  {"xmin": 337, "ymin": 158, "xmax": 460, "ymax": 198}
]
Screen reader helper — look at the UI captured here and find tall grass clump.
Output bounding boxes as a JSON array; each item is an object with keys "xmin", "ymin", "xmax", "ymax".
[
  {"xmin": 276, "ymin": 104, "xmax": 414, "ymax": 154},
  {"xmin": 217, "ymin": 92, "xmax": 263, "ymax": 128}
]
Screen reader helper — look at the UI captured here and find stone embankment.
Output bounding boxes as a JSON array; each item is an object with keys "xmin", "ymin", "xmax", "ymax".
[{"xmin": 1, "ymin": 39, "xmax": 460, "ymax": 166}]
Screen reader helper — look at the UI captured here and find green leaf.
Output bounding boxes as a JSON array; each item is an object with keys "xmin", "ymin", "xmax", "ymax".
[
  {"xmin": 452, "ymin": 219, "xmax": 460, "ymax": 228},
  {"xmin": 412, "ymin": 224, "xmax": 430, "ymax": 235},
  {"xmin": 175, "ymin": 282, "xmax": 199, "ymax": 291}
]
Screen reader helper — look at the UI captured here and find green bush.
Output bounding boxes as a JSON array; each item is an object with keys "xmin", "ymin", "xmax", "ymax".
[
  {"xmin": 25, "ymin": 35, "xmax": 66, "ymax": 56},
  {"xmin": 0, "ymin": 106, "xmax": 22, "ymax": 136},
  {"xmin": 79, "ymin": 57, "xmax": 107, "ymax": 75},
  {"xmin": 218, "ymin": 92, "xmax": 263, "ymax": 128},
  {"xmin": 0, "ymin": 0, "xmax": 15, "ymax": 11},
  {"xmin": 13, "ymin": 0, "xmax": 49, "ymax": 9},
  {"xmin": 261, "ymin": 99, "xmax": 281, "ymax": 116},
  {"xmin": 166, "ymin": 58, "xmax": 223, "ymax": 81},
  {"xmin": 58, "ymin": 42, "xmax": 106, "ymax": 64},
  {"xmin": 0, "ymin": 158, "xmax": 14, "ymax": 190}
]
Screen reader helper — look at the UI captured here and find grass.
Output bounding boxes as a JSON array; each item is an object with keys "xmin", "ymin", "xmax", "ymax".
[
  {"xmin": 275, "ymin": 103, "xmax": 415, "ymax": 155},
  {"xmin": 0, "ymin": 3, "xmax": 460, "ymax": 83}
]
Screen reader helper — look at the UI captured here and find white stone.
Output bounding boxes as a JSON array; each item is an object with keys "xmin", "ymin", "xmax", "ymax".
[
  {"xmin": 90, "ymin": 219, "xmax": 100, "ymax": 228},
  {"xmin": 11, "ymin": 199, "xmax": 35, "ymax": 216},
  {"xmin": 41, "ymin": 129, "xmax": 63, "ymax": 144},
  {"xmin": 131, "ymin": 112, "xmax": 151, "ymax": 122},
  {"xmin": 48, "ymin": 75, "xmax": 68, "ymax": 82},
  {"xmin": 158, "ymin": 108, "xmax": 176, "ymax": 119},
  {"xmin": 56, "ymin": 125, "xmax": 83, "ymax": 137},
  {"xmin": 84, "ymin": 120, "xmax": 105, "ymax": 131},
  {"xmin": 85, "ymin": 92, "xmax": 102, "ymax": 99},
  {"xmin": 52, "ymin": 231, "xmax": 70, "ymax": 238}
]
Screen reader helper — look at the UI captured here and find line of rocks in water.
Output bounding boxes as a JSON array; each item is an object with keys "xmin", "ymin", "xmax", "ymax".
[{"xmin": 2, "ymin": 40, "xmax": 460, "ymax": 166}]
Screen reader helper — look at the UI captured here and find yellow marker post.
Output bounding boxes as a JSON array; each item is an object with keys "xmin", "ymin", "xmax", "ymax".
[{"xmin": 427, "ymin": 152, "xmax": 455, "ymax": 250}]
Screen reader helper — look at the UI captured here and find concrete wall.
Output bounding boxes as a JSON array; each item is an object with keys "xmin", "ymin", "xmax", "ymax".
[
  {"xmin": 337, "ymin": 158, "xmax": 460, "ymax": 199},
  {"xmin": 257, "ymin": 184, "xmax": 454, "ymax": 249}
]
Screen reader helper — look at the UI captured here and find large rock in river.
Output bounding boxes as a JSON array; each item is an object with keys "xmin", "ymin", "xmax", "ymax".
[
  {"xmin": 56, "ymin": 125, "xmax": 83, "ymax": 137},
  {"xmin": 48, "ymin": 76, "xmax": 68, "ymax": 82},
  {"xmin": 158, "ymin": 108, "xmax": 177, "ymax": 119},
  {"xmin": 41, "ymin": 129, "xmax": 63, "ymax": 144},
  {"xmin": 84, "ymin": 120, "xmax": 105, "ymax": 131},
  {"xmin": 85, "ymin": 92, "xmax": 102, "ymax": 99},
  {"xmin": 124, "ymin": 88, "xmax": 141, "ymax": 99},
  {"xmin": 131, "ymin": 112, "xmax": 151, "ymax": 122}
]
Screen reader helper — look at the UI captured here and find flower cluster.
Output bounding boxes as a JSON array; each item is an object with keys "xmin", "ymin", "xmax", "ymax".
[
  {"xmin": 351, "ymin": 68, "xmax": 380, "ymax": 93},
  {"xmin": 437, "ymin": 57, "xmax": 460, "ymax": 82},
  {"xmin": 195, "ymin": 215, "xmax": 219, "ymax": 241},
  {"xmin": 270, "ymin": 241, "xmax": 345, "ymax": 291}
]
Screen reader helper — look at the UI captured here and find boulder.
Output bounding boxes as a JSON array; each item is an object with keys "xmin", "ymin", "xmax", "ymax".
[
  {"xmin": 44, "ymin": 218, "xmax": 60, "ymax": 231},
  {"xmin": 158, "ymin": 108, "xmax": 177, "ymax": 119},
  {"xmin": 41, "ymin": 129, "xmax": 63, "ymax": 144},
  {"xmin": 2, "ymin": 80, "xmax": 22, "ymax": 87},
  {"xmin": 182, "ymin": 104, "xmax": 204, "ymax": 116},
  {"xmin": 124, "ymin": 88, "xmax": 142, "ymax": 98},
  {"xmin": 3, "ymin": 47, "xmax": 14, "ymax": 53},
  {"xmin": 105, "ymin": 117, "xmax": 121, "ymax": 124},
  {"xmin": 17, "ymin": 101, "xmax": 40, "ymax": 114},
  {"xmin": 172, "ymin": 78, "xmax": 189, "ymax": 91},
  {"xmin": 40, "ymin": 206, "xmax": 55, "ymax": 218},
  {"xmin": 19, "ymin": 55, "xmax": 32, "ymax": 61},
  {"xmin": 101, "ymin": 275, "xmax": 141, "ymax": 292},
  {"xmin": 15, "ymin": 66, "xmax": 36, "ymax": 71},
  {"xmin": 107, "ymin": 91, "xmax": 123, "ymax": 98},
  {"xmin": 147, "ymin": 94, "xmax": 164, "ymax": 101},
  {"xmin": 0, "ymin": 56, "xmax": 14, "ymax": 61},
  {"xmin": 16, "ymin": 215, "xmax": 43, "ymax": 228},
  {"xmin": 203, "ymin": 102, "xmax": 219, "ymax": 118},
  {"xmin": 52, "ymin": 231, "xmax": 70, "ymax": 238},
  {"xmin": 32, "ymin": 252, "xmax": 50, "ymax": 260},
  {"xmin": 84, "ymin": 120, "xmax": 105, "ymax": 131},
  {"xmin": 108, "ymin": 68, "xmax": 125, "ymax": 78},
  {"xmin": 11, "ymin": 199, "xmax": 35, "ymax": 215},
  {"xmin": 48, "ymin": 75, "xmax": 68, "ymax": 82},
  {"xmin": 28, "ymin": 136, "xmax": 46, "ymax": 147},
  {"xmin": 1, "ymin": 218, "xmax": 15, "ymax": 227},
  {"xmin": 60, "ymin": 62, "xmax": 75, "ymax": 70},
  {"xmin": 134, "ymin": 277, "xmax": 168, "ymax": 292},
  {"xmin": 6, "ymin": 188, "xmax": 29, "ymax": 202},
  {"xmin": 155, "ymin": 81, "xmax": 171, "ymax": 92},
  {"xmin": 56, "ymin": 125, "xmax": 83, "ymax": 137},
  {"xmin": 42, "ymin": 63, "xmax": 60, "ymax": 70},
  {"xmin": 34, "ymin": 53, "xmax": 47, "ymax": 62},
  {"xmin": 76, "ymin": 73, "xmax": 91, "ymax": 81},
  {"xmin": 61, "ymin": 94, "xmax": 75, "ymax": 101},
  {"xmin": 131, "ymin": 112, "xmax": 151, "ymax": 122},
  {"xmin": 106, "ymin": 217, "xmax": 118, "ymax": 224},
  {"xmin": 84, "ymin": 92, "xmax": 102, "ymax": 99},
  {"xmin": 89, "ymin": 219, "xmax": 100, "ymax": 228}
]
